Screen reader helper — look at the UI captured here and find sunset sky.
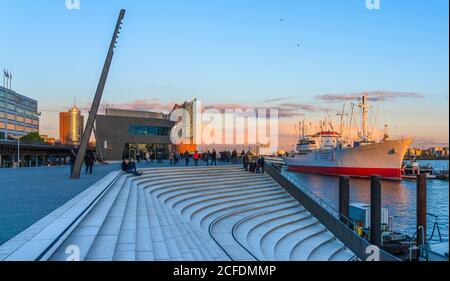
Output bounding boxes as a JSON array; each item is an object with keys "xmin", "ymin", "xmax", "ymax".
[{"xmin": 1, "ymin": 0, "xmax": 448, "ymax": 149}]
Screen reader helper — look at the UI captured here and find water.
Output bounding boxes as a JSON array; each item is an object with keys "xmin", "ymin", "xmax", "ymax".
[{"xmin": 286, "ymin": 160, "xmax": 449, "ymax": 242}]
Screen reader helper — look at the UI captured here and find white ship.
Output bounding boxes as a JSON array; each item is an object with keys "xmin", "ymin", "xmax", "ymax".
[{"xmin": 284, "ymin": 95, "xmax": 412, "ymax": 180}]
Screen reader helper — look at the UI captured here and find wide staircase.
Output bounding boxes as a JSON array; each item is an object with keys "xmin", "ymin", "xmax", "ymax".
[{"xmin": 1, "ymin": 166, "xmax": 354, "ymax": 261}]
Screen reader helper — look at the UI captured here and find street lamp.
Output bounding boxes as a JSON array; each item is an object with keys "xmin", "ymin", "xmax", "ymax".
[{"xmin": 8, "ymin": 134, "xmax": 20, "ymax": 168}]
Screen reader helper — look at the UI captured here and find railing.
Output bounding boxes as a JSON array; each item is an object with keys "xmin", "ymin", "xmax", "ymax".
[{"xmin": 264, "ymin": 159, "xmax": 400, "ymax": 261}]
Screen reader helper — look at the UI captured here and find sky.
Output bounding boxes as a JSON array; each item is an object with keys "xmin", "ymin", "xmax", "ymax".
[{"xmin": 0, "ymin": 0, "xmax": 448, "ymax": 149}]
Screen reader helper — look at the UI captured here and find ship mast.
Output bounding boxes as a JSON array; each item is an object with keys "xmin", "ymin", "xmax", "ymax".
[{"xmin": 358, "ymin": 94, "xmax": 369, "ymax": 142}]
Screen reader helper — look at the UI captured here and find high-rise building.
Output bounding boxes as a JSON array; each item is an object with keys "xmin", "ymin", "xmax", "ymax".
[
  {"xmin": 0, "ymin": 85, "xmax": 39, "ymax": 140},
  {"xmin": 59, "ymin": 106, "xmax": 84, "ymax": 145},
  {"xmin": 59, "ymin": 112, "xmax": 69, "ymax": 144}
]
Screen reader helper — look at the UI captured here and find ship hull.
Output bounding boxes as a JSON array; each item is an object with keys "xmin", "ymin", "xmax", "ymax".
[{"xmin": 285, "ymin": 139, "xmax": 412, "ymax": 180}]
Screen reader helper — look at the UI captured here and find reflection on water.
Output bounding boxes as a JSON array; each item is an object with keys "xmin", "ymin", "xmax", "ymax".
[{"xmin": 286, "ymin": 160, "xmax": 449, "ymax": 242}]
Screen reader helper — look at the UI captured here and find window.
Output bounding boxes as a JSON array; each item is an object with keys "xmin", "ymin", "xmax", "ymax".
[
  {"xmin": 6, "ymin": 123, "xmax": 15, "ymax": 130},
  {"xmin": 25, "ymin": 118, "xmax": 32, "ymax": 124},
  {"xmin": 7, "ymin": 103, "xmax": 15, "ymax": 111},
  {"xmin": 16, "ymin": 116, "xmax": 24, "ymax": 122},
  {"xmin": 25, "ymin": 127, "xmax": 33, "ymax": 132},
  {"xmin": 0, "ymin": 112, "xmax": 5, "ymax": 118},
  {"xmin": 128, "ymin": 125, "xmax": 170, "ymax": 136},
  {"xmin": 7, "ymin": 113, "xmax": 15, "ymax": 120},
  {"xmin": 0, "ymin": 101, "xmax": 5, "ymax": 108},
  {"xmin": 32, "ymin": 119, "xmax": 39, "ymax": 125},
  {"xmin": 0, "ymin": 121, "xmax": 4, "ymax": 129},
  {"xmin": 16, "ymin": 125, "xmax": 24, "ymax": 132}
]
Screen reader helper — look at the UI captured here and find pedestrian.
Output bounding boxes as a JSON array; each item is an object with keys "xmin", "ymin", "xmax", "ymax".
[
  {"xmin": 243, "ymin": 153, "xmax": 250, "ymax": 171},
  {"xmin": 169, "ymin": 152, "xmax": 174, "ymax": 165},
  {"xmin": 84, "ymin": 151, "xmax": 95, "ymax": 175},
  {"xmin": 204, "ymin": 150, "xmax": 210, "ymax": 166},
  {"xmin": 145, "ymin": 150, "xmax": 151, "ymax": 165},
  {"xmin": 184, "ymin": 150, "xmax": 190, "ymax": 166},
  {"xmin": 260, "ymin": 156, "xmax": 265, "ymax": 173},
  {"xmin": 211, "ymin": 149, "xmax": 217, "ymax": 166},
  {"xmin": 193, "ymin": 151, "xmax": 199, "ymax": 166},
  {"xmin": 175, "ymin": 152, "xmax": 180, "ymax": 165}
]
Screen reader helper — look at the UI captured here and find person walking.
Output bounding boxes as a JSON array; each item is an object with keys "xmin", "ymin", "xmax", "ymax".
[
  {"xmin": 184, "ymin": 150, "xmax": 190, "ymax": 166},
  {"xmin": 260, "ymin": 156, "xmax": 265, "ymax": 173},
  {"xmin": 84, "ymin": 151, "xmax": 95, "ymax": 175},
  {"xmin": 232, "ymin": 149, "xmax": 237, "ymax": 164},
  {"xmin": 193, "ymin": 151, "xmax": 199, "ymax": 166},
  {"xmin": 243, "ymin": 153, "xmax": 250, "ymax": 171},
  {"xmin": 211, "ymin": 149, "xmax": 217, "ymax": 166},
  {"xmin": 204, "ymin": 150, "xmax": 210, "ymax": 166},
  {"xmin": 175, "ymin": 152, "xmax": 180, "ymax": 165},
  {"xmin": 145, "ymin": 150, "xmax": 151, "ymax": 165}
]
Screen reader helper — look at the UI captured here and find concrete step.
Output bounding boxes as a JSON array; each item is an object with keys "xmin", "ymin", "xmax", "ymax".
[
  {"xmin": 48, "ymin": 175, "xmax": 130, "ymax": 261},
  {"xmin": 273, "ymin": 223, "xmax": 326, "ymax": 261},
  {"xmin": 84, "ymin": 176, "xmax": 134, "ymax": 261},
  {"xmin": 112, "ymin": 181, "xmax": 139, "ymax": 261},
  {"xmin": 134, "ymin": 183, "xmax": 154, "ymax": 261},
  {"xmin": 143, "ymin": 188, "xmax": 171, "ymax": 261}
]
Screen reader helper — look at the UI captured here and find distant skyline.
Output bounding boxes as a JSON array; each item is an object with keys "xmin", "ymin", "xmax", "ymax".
[{"xmin": 1, "ymin": 0, "xmax": 448, "ymax": 149}]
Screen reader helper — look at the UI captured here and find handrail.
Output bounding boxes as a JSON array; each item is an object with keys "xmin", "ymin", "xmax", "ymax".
[
  {"xmin": 264, "ymin": 159, "xmax": 371, "ymax": 238},
  {"xmin": 264, "ymin": 160, "xmax": 400, "ymax": 261}
]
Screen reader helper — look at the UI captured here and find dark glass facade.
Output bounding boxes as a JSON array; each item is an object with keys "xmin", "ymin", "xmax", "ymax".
[{"xmin": 128, "ymin": 125, "xmax": 170, "ymax": 136}]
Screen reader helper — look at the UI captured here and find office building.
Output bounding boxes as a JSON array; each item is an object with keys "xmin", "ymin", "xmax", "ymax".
[
  {"xmin": 59, "ymin": 106, "xmax": 84, "ymax": 145},
  {"xmin": 0, "ymin": 85, "xmax": 39, "ymax": 140}
]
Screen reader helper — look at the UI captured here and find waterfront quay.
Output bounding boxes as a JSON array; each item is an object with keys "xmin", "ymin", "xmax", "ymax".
[
  {"xmin": 0, "ymin": 161, "xmax": 363, "ymax": 261},
  {"xmin": 1, "ymin": 160, "xmax": 447, "ymax": 261}
]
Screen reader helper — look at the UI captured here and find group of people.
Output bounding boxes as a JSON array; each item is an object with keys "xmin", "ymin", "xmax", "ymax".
[{"xmin": 242, "ymin": 152, "xmax": 265, "ymax": 174}]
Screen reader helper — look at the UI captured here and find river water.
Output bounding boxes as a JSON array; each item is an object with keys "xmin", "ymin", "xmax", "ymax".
[{"xmin": 286, "ymin": 160, "xmax": 449, "ymax": 242}]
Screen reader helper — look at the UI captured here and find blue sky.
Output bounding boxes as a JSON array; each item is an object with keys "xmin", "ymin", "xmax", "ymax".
[{"xmin": 0, "ymin": 0, "xmax": 448, "ymax": 147}]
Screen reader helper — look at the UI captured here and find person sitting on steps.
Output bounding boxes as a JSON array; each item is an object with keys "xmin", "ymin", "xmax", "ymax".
[{"xmin": 121, "ymin": 159, "xmax": 143, "ymax": 176}]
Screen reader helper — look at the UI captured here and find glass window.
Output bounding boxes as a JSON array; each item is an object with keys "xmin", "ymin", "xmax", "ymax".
[
  {"xmin": 6, "ymin": 123, "xmax": 15, "ymax": 130},
  {"xmin": 0, "ymin": 112, "xmax": 5, "ymax": 118},
  {"xmin": 128, "ymin": 125, "xmax": 170, "ymax": 136},
  {"xmin": 7, "ymin": 113, "xmax": 15, "ymax": 120},
  {"xmin": 25, "ymin": 118, "xmax": 32, "ymax": 124},
  {"xmin": 16, "ymin": 116, "xmax": 25, "ymax": 122},
  {"xmin": 25, "ymin": 127, "xmax": 33, "ymax": 132},
  {"xmin": 0, "ymin": 101, "xmax": 5, "ymax": 108},
  {"xmin": 7, "ymin": 103, "xmax": 15, "ymax": 111},
  {"xmin": 16, "ymin": 125, "xmax": 24, "ymax": 132},
  {"xmin": 0, "ymin": 121, "xmax": 4, "ymax": 128},
  {"xmin": 33, "ymin": 119, "xmax": 39, "ymax": 125},
  {"xmin": 16, "ymin": 107, "xmax": 25, "ymax": 114}
]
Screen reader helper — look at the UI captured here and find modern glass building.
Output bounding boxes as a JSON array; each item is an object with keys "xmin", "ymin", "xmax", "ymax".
[
  {"xmin": 96, "ymin": 108, "xmax": 175, "ymax": 161},
  {"xmin": 0, "ymin": 86, "xmax": 39, "ymax": 140}
]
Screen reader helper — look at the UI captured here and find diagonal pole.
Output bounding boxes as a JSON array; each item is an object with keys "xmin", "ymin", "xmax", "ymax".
[{"xmin": 71, "ymin": 9, "xmax": 125, "ymax": 179}]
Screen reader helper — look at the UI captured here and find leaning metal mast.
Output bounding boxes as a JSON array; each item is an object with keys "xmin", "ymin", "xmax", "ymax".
[{"xmin": 70, "ymin": 9, "xmax": 125, "ymax": 179}]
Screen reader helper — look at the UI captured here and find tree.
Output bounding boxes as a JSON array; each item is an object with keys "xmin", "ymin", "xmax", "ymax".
[{"xmin": 20, "ymin": 132, "xmax": 44, "ymax": 143}]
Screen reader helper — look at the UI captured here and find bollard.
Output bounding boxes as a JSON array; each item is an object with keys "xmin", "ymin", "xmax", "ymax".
[
  {"xmin": 370, "ymin": 175, "xmax": 382, "ymax": 247},
  {"xmin": 416, "ymin": 174, "xmax": 427, "ymax": 247},
  {"xmin": 339, "ymin": 176, "xmax": 350, "ymax": 223}
]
